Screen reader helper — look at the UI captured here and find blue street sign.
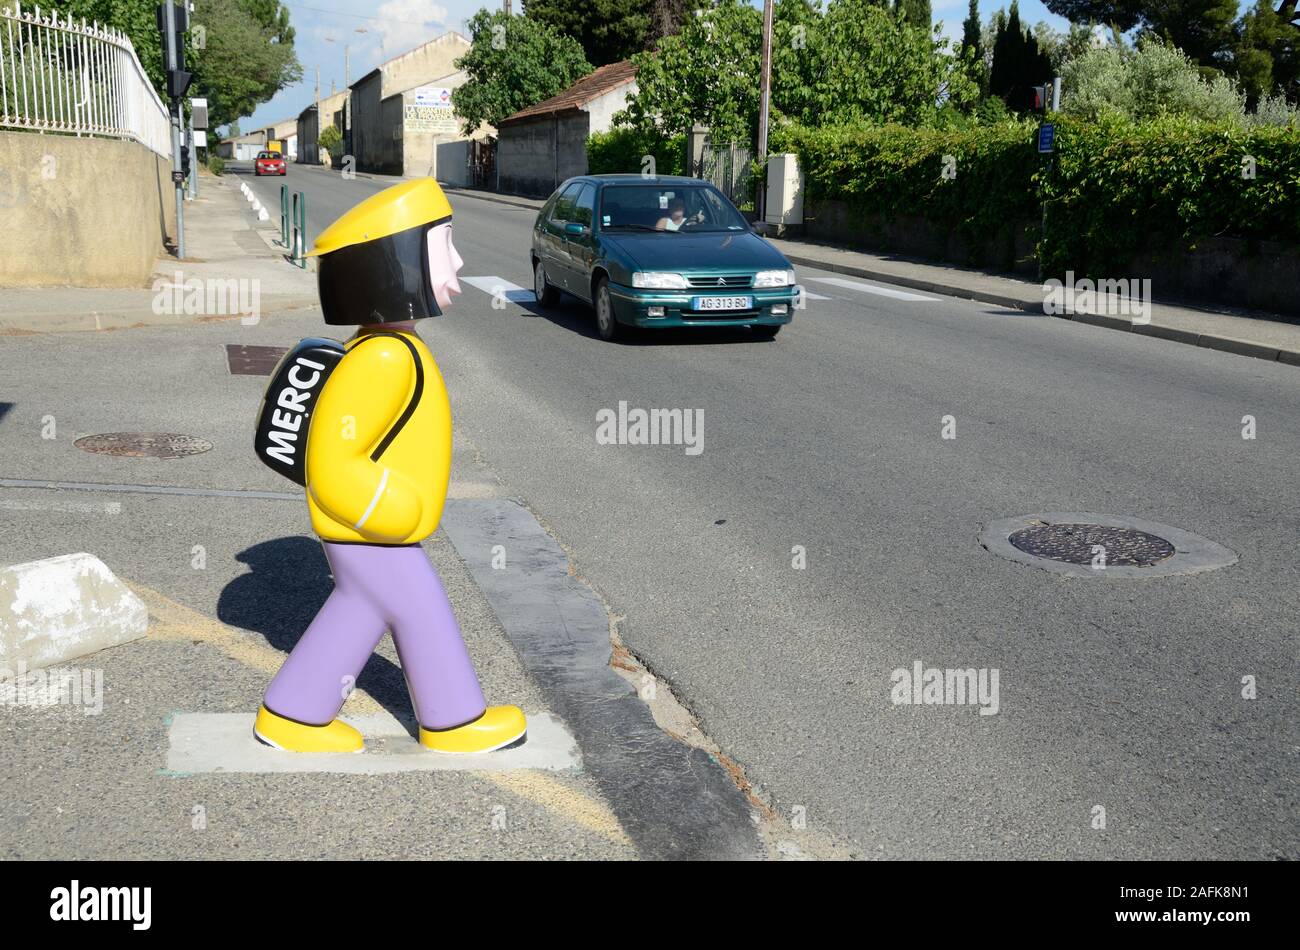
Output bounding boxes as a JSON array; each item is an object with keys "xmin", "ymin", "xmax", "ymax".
[{"xmin": 1038, "ymin": 123, "xmax": 1055, "ymax": 154}]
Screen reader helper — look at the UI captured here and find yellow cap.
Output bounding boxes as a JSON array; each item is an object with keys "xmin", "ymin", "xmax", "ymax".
[{"xmin": 307, "ymin": 177, "xmax": 453, "ymax": 257}]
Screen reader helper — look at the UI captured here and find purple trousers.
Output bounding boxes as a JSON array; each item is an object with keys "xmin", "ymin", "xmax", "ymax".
[{"xmin": 263, "ymin": 541, "xmax": 487, "ymax": 730}]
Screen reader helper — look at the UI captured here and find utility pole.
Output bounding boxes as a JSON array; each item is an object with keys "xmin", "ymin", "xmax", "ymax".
[
  {"xmin": 755, "ymin": 0, "xmax": 773, "ymax": 224},
  {"xmin": 344, "ymin": 45, "xmax": 350, "ymax": 88}
]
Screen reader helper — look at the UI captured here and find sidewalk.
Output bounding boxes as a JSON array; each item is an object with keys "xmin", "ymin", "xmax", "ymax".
[
  {"xmin": 441, "ymin": 185, "xmax": 1300, "ymax": 367},
  {"xmin": 0, "ymin": 173, "xmax": 317, "ymax": 333}
]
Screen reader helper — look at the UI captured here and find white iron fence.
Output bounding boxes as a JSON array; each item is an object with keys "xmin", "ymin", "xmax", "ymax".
[{"xmin": 0, "ymin": 2, "xmax": 170, "ymax": 158}]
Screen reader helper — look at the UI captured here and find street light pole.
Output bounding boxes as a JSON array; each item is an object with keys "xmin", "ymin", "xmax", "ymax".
[{"xmin": 756, "ymin": 0, "xmax": 773, "ymax": 224}]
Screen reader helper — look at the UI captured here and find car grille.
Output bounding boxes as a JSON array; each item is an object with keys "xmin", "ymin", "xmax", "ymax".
[{"xmin": 687, "ymin": 275, "xmax": 752, "ymax": 288}]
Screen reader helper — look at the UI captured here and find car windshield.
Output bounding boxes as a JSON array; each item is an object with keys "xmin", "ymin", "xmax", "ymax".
[
  {"xmin": 599, "ymin": 185, "xmax": 749, "ymax": 234},
  {"xmin": 257, "ymin": 152, "xmax": 278, "ymax": 160}
]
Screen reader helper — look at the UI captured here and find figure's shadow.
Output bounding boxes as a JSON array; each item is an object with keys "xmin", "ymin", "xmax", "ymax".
[{"xmin": 217, "ymin": 536, "xmax": 419, "ymax": 733}]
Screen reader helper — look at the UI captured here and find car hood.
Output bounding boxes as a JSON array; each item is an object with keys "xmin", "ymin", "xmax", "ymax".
[{"xmin": 603, "ymin": 230, "xmax": 789, "ymax": 272}]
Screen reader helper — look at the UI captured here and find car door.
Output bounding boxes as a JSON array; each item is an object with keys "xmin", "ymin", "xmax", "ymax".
[
  {"xmin": 561, "ymin": 184, "xmax": 598, "ymax": 301},
  {"xmin": 539, "ymin": 183, "xmax": 581, "ymax": 291}
]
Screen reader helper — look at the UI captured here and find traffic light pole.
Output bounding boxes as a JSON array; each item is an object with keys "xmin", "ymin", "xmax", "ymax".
[{"xmin": 163, "ymin": 1, "xmax": 185, "ymax": 258}]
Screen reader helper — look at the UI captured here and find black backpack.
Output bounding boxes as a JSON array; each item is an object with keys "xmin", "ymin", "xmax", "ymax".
[{"xmin": 254, "ymin": 333, "xmax": 423, "ymax": 485}]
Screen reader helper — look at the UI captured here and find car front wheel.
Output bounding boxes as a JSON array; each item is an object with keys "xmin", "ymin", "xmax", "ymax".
[
  {"xmin": 594, "ymin": 277, "xmax": 621, "ymax": 342},
  {"xmin": 533, "ymin": 258, "xmax": 559, "ymax": 307}
]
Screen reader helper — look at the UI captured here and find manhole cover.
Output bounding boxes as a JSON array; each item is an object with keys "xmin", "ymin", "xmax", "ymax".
[
  {"xmin": 1009, "ymin": 523, "xmax": 1175, "ymax": 567},
  {"xmin": 74, "ymin": 432, "xmax": 213, "ymax": 458},
  {"xmin": 980, "ymin": 512, "xmax": 1238, "ymax": 579},
  {"xmin": 226, "ymin": 343, "xmax": 288, "ymax": 376}
]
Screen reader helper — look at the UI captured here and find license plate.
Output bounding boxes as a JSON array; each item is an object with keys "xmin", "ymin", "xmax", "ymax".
[{"xmin": 692, "ymin": 295, "xmax": 751, "ymax": 311}]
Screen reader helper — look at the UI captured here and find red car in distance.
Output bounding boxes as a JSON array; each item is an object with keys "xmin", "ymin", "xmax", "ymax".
[{"xmin": 255, "ymin": 151, "xmax": 287, "ymax": 176}]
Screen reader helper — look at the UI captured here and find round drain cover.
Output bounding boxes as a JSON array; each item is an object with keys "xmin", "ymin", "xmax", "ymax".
[
  {"xmin": 1008, "ymin": 523, "xmax": 1175, "ymax": 567},
  {"xmin": 74, "ymin": 432, "xmax": 213, "ymax": 459}
]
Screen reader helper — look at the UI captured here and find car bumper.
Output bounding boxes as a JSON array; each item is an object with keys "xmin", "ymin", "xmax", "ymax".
[{"xmin": 607, "ymin": 284, "xmax": 796, "ymax": 328}]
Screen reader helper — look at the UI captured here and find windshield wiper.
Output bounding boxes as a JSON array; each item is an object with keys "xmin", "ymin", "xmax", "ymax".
[{"xmin": 604, "ymin": 224, "xmax": 672, "ymax": 232}]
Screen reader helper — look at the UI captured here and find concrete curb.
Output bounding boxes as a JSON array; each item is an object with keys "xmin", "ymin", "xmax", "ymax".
[
  {"xmin": 441, "ymin": 186, "xmax": 544, "ymax": 213},
  {"xmin": 782, "ymin": 252, "xmax": 1300, "ymax": 368},
  {"xmin": 0, "ymin": 553, "xmax": 147, "ymax": 669},
  {"xmin": 441, "ymin": 498, "xmax": 760, "ymax": 860}
]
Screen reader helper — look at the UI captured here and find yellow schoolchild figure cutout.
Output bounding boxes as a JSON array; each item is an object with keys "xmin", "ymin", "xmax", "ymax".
[{"xmin": 253, "ymin": 178, "xmax": 527, "ymax": 754}]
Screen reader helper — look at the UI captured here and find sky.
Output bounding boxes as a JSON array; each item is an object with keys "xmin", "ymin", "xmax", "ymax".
[{"xmin": 240, "ymin": 0, "xmax": 1074, "ymax": 133}]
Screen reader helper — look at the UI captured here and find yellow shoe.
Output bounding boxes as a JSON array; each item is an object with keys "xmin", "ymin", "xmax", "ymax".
[
  {"xmin": 419, "ymin": 706, "xmax": 527, "ymax": 754},
  {"xmin": 253, "ymin": 705, "xmax": 364, "ymax": 753}
]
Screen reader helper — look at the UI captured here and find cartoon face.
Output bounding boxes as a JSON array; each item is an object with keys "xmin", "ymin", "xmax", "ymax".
[{"xmin": 426, "ymin": 222, "xmax": 463, "ymax": 312}]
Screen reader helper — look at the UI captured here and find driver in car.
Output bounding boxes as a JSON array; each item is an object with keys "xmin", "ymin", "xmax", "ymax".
[{"xmin": 656, "ymin": 196, "xmax": 704, "ymax": 231}]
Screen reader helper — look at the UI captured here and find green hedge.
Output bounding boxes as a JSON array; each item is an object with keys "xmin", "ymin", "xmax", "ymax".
[
  {"xmin": 773, "ymin": 117, "xmax": 1300, "ymax": 276},
  {"xmin": 772, "ymin": 120, "xmax": 1042, "ymax": 267},
  {"xmin": 1040, "ymin": 115, "xmax": 1300, "ymax": 274},
  {"xmin": 587, "ymin": 128, "xmax": 686, "ymax": 177},
  {"xmin": 206, "ymin": 153, "xmax": 225, "ymax": 176}
]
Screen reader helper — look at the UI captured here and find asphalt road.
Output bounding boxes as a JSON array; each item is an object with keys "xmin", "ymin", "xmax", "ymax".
[{"xmin": 207, "ymin": 165, "xmax": 1300, "ymax": 857}]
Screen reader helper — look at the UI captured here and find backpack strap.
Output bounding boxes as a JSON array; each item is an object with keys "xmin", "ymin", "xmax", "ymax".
[{"xmin": 353, "ymin": 331, "xmax": 425, "ymax": 463}]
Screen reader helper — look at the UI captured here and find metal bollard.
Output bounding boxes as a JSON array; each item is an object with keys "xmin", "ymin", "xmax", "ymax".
[
  {"xmin": 280, "ymin": 185, "xmax": 289, "ymax": 248},
  {"xmin": 291, "ymin": 191, "xmax": 308, "ymax": 269}
]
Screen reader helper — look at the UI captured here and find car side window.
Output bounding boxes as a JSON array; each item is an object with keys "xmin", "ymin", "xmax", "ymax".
[
  {"xmin": 572, "ymin": 185, "xmax": 595, "ymax": 229},
  {"xmin": 549, "ymin": 183, "xmax": 582, "ymax": 226}
]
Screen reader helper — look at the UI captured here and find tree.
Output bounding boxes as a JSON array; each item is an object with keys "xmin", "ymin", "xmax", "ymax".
[
  {"xmin": 452, "ymin": 11, "xmax": 593, "ymax": 134},
  {"xmin": 188, "ymin": 0, "xmax": 301, "ymax": 129},
  {"xmin": 1234, "ymin": 1, "xmax": 1300, "ymax": 104},
  {"xmin": 1060, "ymin": 36, "xmax": 1245, "ymax": 121},
  {"xmin": 523, "ymin": 0, "xmax": 655, "ymax": 66},
  {"xmin": 59, "ymin": 0, "xmax": 299, "ymax": 129},
  {"xmin": 988, "ymin": 1, "xmax": 1053, "ymax": 110},
  {"xmin": 616, "ymin": 0, "xmax": 762, "ymax": 141},
  {"xmin": 1041, "ymin": 1, "xmax": 1239, "ymax": 70},
  {"xmin": 961, "ymin": 0, "xmax": 983, "ymax": 58},
  {"xmin": 617, "ymin": 0, "xmax": 975, "ymax": 141},
  {"xmin": 895, "ymin": 0, "xmax": 932, "ymax": 27}
]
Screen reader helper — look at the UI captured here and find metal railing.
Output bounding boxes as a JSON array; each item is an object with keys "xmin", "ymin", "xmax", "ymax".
[{"xmin": 0, "ymin": 2, "xmax": 170, "ymax": 158}]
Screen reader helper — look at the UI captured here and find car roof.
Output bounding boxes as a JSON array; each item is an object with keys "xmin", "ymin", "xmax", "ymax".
[{"xmin": 585, "ymin": 174, "xmax": 708, "ymax": 186}]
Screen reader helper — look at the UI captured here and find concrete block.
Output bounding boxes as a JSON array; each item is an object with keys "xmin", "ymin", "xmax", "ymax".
[{"xmin": 0, "ymin": 553, "xmax": 146, "ymax": 670}]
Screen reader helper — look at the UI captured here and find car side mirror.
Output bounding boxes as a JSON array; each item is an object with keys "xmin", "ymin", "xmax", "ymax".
[{"xmin": 564, "ymin": 222, "xmax": 589, "ymax": 236}]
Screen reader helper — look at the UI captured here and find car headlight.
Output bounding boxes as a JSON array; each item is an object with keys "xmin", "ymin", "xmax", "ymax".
[
  {"xmin": 632, "ymin": 272, "xmax": 689, "ymax": 289},
  {"xmin": 753, "ymin": 269, "xmax": 797, "ymax": 287}
]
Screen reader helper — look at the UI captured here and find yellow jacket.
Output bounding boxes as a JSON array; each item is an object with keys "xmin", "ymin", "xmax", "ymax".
[{"xmin": 304, "ymin": 329, "xmax": 451, "ymax": 544}]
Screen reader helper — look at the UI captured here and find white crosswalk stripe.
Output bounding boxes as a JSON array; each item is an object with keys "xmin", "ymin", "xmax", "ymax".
[
  {"xmin": 807, "ymin": 276, "xmax": 938, "ymax": 302},
  {"xmin": 796, "ymin": 285, "xmax": 833, "ymax": 300},
  {"xmin": 461, "ymin": 276, "xmax": 534, "ymax": 303}
]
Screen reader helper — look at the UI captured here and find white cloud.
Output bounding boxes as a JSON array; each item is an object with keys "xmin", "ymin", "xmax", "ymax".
[{"xmin": 371, "ymin": 0, "xmax": 450, "ymax": 54}]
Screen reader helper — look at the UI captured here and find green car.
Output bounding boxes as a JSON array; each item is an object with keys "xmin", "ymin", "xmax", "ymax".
[{"xmin": 530, "ymin": 175, "xmax": 798, "ymax": 341}]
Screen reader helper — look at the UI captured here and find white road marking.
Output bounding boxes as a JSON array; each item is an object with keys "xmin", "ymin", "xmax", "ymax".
[
  {"xmin": 165, "ymin": 710, "xmax": 579, "ymax": 774},
  {"xmin": 796, "ymin": 285, "xmax": 833, "ymax": 300},
  {"xmin": 807, "ymin": 276, "xmax": 939, "ymax": 301},
  {"xmin": 461, "ymin": 276, "xmax": 535, "ymax": 304}
]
